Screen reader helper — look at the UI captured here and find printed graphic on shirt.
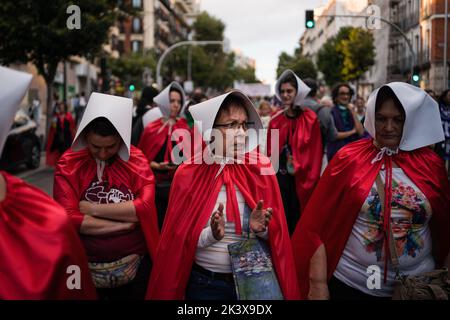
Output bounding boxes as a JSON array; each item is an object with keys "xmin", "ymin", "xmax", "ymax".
[
  {"xmin": 362, "ymin": 179, "xmax": 430, "ymax": 261},
  {"xmin": 84, "ymin": 180, "xmax": 134, "ymax": 204}
]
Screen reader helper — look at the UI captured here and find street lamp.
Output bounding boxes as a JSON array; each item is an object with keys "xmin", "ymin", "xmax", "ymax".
[{"xmin": 156, "ymin": 40, "xmax": 226, "ymax": 88}]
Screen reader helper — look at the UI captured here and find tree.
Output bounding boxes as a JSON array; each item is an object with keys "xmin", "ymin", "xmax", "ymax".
[
  {"xmin": 167, "ymin": 11, "xmax": 258, "ymax": 91},
  {"xmin": 108, "ymin": 51, "xmax": 157, "ymax": 91},
  {"xmin": 339, "ymin": 28, "xmax": 375, "ymax": 82},
  {"xmin": 317, "ymin": 27, "xmax": 375, "ymax": 87},
  {"xmin": 0, "ymin": 0, "xmax": 133, "ymax": 134},
  {"xmin": 317, "ymin": 27, "xmax": 352, "ymax": 86},
  {"xmin": 276, "ymin": 51, "xmax": 317, "ymax": 80}
]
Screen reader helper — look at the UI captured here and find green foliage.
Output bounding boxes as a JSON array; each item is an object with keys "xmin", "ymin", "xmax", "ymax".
[
  {"xmin": 317, "ymin": 26, "xmax": 375, "ymax": 86},
  {"xmin": 277, "ymin": 51, "xmax": 317, "ymax": 80},
  {"xmin": 108, "ymin": 51, "xmax": 157, "ymax": 90},
  {"xmin": 0, "ymin": 0, "xmax": 131, "ymax": 82},
  {"xmin": 167, "ymin": 11, "xmax": 258, "ymax": 91},
  {"xmin": 339, "ymin": 28, "xmax": 375, "ymax": 82}
]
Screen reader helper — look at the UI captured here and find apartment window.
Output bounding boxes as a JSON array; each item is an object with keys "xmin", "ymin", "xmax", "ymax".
[
  {"xmin": 132, "ymin": 40, "xmax": 142, "ymax": 53},
  {"xmin": 426, "ymin": 30, "xmax": 430, "ymax": 61},
  {"xmin": 118, "ymin": 40, "xmax": 124, "ymax": 54},
  {"xmin": 132, "ymin": 17, "xmax": 142, "ymax": 33},
  {"xmin": 415, "ymin": 35, "xmax": 419, "ymax": 57},
  {"xmin": 132, "ymin": 0, "xmax": 142, "ymax": 8}
]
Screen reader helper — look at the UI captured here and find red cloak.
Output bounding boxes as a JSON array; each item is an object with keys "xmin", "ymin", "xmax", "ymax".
[
  {"xmin": 266, "ymin": 108, "xmax": 323, "ymax": 210},
  {"xmin": 138, "ymin": 117, "xmax": 190, "ymax": 164},
  {"xmin": 46, "ymin": 112, "xmax": 76, "ymax": 167},
  {"xmin": 291, "ymin": 138, "xmax": 450, "ymax": 299},
  {"xmin": 147, "ymin": 151, "xmax": 300, "ymax": 300},
  {"xmin": 0, "ymin": 171, "xmax": 97, "ymax": 299},
  {"xmin": 53, "ymin": 145, "xmax": 160, "ymax": 260}
]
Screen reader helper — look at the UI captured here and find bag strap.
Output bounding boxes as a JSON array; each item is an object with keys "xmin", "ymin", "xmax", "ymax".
[
  {"xmin": 427, "ymin": 284, "xmax": 449, "ymax": 300},
  {"xmin": 375, "ymin": 174, "xmax": 400, "ymax": 269}
]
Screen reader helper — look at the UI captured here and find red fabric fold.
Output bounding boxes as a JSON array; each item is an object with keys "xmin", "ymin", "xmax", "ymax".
[
  {"xmin": 138, "ymin": 117, "xmax": 190, "ymax": 164},
  {"xmin": 266, "ymin": 108, "xmax": 323, "ymax": 210},
  {"xmin": 0, "ymin": 171, "xmax": 97, "ymax": 299}
]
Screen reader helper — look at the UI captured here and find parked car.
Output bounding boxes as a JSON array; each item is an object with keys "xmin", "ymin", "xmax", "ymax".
[{"xmin": 0, "ymin": 109, "xmax": 41, "ymax": 171}]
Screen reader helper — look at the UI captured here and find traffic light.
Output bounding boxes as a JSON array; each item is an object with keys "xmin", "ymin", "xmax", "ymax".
[
  {"xmin": 305, "ymin": 10, "xmax": 315, "ymax": 29},
  {"xmin": 412, "ymin": 67, "xmax": 420, "ymax": 83},
  {"xmin": 129, "ymin": 84, "xmax": 135, "ymax": 92}
]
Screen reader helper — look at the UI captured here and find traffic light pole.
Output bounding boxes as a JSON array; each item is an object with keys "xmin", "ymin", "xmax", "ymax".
[
  {"xmin": 317, "ymin": 14, "xmax": 416, "ymax": 85},
  {"xmin": 156, "ymin": 40, "xmax": 226, "ymax": 88}
]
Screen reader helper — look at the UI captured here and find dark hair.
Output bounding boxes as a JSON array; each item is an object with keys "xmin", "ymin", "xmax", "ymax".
[
  {"xmin": 303, "ymin": 78, "xmax": 317, "ymax": 97},
  {"xmin": 84, "ymin": 117, "xmax": 119, "ymax": 137},
  {"xmin": 191, "ymin": 91, "xmax": 207, "ymax": 104},
  {"xmin": 136, "ymin": 86, "xmax": 159, "ymax": 117},
  {"xmin": 331, "ymin": 83, "xmax": 354, "ymax": 103},
  {"xmin": 439, "ymin": 89, "xmax": 450, "ymax": 105},
  {"xmin": 375, "ymin": 86, "xmax": 405, "ymax": 116},
  {"xmin": 170, "ymin": 86, "xmax": 184, "ymax": 105},
  {"xmin": 278, "ymin": 73, "xmax": 298, "ymax": 92},
  {"xmin": 214, "ymin": 94, "xmax": 249, "ymax": 124}
]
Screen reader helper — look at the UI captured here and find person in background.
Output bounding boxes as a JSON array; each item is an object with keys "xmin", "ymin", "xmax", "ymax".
[
  {"xmin": 435, "ymin": 89, "xmax": 450, "ymax": 176},
  {"xmin": 46, "ymin": 101, "xmax": 76, "ymax": 167},
  {"xmin": 29, "ymin": 98, "xmax": 41, "ymax": 130},
  {"xmin": 267, "ymin": 70, "xmax": 323, "ymax": 235},
  {"xmin": 326, "ymin": 83, "xmax": 365, "ymax": 161},
  {"xmin": 425, "ymin": 89, "xmax": 437, "ymax": 102},
  {"xmin": 138, "ymin": 82, "xmax": 190, "ymax": 231},
  {"xmin": 354, "ymin": 96, "xmax": 366, "ymax": 124},
  {"xmin": 302, "ymin": 78, "xmax": 338, "ymax": 155},
  {"xmin": 131, "ymin": 85, "xmax": 160, "ymax": 146},
  {"xmin": 257, "ymin": 100, "xmax": 273, "ymax": 155},
  {"xmin": 320, "ymin": 96, "xmax": 334, "ymax": 108}
]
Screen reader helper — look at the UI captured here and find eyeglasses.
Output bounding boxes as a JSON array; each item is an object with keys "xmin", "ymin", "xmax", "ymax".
[
  {"xmin": 338, "ymin": 91, "xmax": 351, "ymax": 96},
  {"xmin": 214, "ymin": 121, "xmax": 254, "ymax": 131}
]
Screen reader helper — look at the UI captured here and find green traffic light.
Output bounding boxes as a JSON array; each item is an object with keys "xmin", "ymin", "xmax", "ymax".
[
  {"xmin": 412, "ymin": 75, "xmax": 420, "ymax": 82},
  {"xmin": 306, "ymin": 21, "xmax": 315, "ymax": 28},
  {"xmin": 129, "ymin": 84, "xmax": 135, "ymax": 92}
]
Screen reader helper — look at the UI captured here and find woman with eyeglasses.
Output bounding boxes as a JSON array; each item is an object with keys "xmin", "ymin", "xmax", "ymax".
[
  {"xmin": 326, "ymin": 83, "xmax": 365, "ymax": 161},
  {"xmin": 147, "ymin": 91, "xmax": 299, "ymax": 300},
  {"xmin": 266, "ymin": 70, "xmax": 323, "ymax": 235}
]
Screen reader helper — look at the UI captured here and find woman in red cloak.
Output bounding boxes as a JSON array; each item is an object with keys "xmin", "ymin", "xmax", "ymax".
[
  {"xmin": 292, "ymin": 83, "xmax": 449, "ymax": 300},
  {"xmin": 267, "ymin": 69, "xmax": 323, "ymax": 235},
  {"xmin": 138, "ymin": 82, "xmax": 190, "ymax": 230},
  {"xmin": 46, "ymin": 101, "xmax": 76, "ymax": 166},
  {"xmin": 53, "ymin": 92, "xmax": 159, "ymax": 300},
  {"xmin": 0, "ymin": 66, "xmax": 96, "ymax": 299},
  {"xmin": 147, "ymin": 90, "xmax": 300, "ymax": 300}
]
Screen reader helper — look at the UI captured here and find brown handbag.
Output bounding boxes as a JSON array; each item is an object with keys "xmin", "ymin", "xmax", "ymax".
[{"xmin": 375, "ymin": 175, "xmax": 450, "ymax": 300}]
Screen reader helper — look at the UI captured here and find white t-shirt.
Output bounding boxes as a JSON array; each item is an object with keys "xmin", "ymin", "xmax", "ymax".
[
  {"xmin": 195, "ymin": 184, "xmax": 268, "ymax": 273},
  {"xmin": 334, "ymin": 167, "xmax": 434, "ymax": 297}
]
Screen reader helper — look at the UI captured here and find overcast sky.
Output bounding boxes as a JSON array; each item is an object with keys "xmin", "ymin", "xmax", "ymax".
[{"xmin": 200, "ymin": 0, "xmax": 327, "ymax": 91}]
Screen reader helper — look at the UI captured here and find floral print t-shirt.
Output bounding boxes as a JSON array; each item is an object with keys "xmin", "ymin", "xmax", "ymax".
[{"xmin": 334, "ymin": 167, "xmax": 435, "ymax": 297}]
